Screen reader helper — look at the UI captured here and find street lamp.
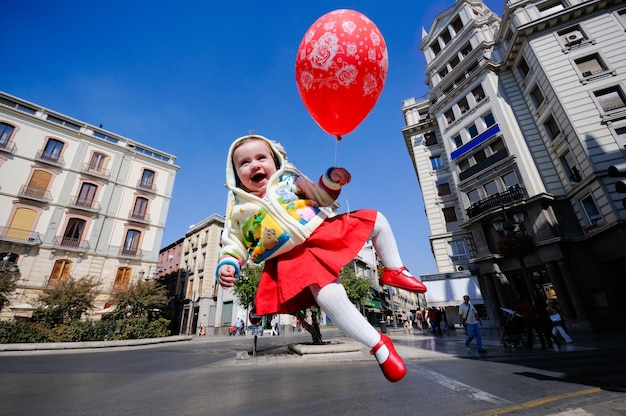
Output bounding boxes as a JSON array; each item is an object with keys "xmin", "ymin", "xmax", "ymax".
[{"xmin": 492, "ymin": 209, "xmax": 537, "ymax": 305}]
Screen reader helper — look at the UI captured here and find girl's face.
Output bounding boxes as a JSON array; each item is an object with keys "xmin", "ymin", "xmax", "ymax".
[{"xmin": 232, "ymin": 139, "xmax": 277, "ymax": 197}]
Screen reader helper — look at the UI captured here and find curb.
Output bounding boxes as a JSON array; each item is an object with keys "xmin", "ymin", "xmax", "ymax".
[{"xmin": 0, "ymin": 335, "xmax": 193, "ymax": 352}]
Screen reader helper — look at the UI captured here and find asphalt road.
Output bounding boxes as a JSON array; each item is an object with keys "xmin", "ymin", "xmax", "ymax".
[{"xmin": 1, "ymin": 328, "xmax": 625, "ymax": 416}]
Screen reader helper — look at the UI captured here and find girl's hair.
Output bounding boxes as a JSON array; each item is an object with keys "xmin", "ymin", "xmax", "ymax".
[{"xmin": 232, "ymin": 136, "xmax": 280, "ymax": 190}]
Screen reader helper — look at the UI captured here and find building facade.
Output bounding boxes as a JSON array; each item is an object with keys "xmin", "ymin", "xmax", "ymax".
[
  {"xmin": 0, "ymin": 91, "xmax": 179, "ymax": 320},
  {"xmin": 402, "ymin": 0, "xmax": 626, "ymax": 332}
]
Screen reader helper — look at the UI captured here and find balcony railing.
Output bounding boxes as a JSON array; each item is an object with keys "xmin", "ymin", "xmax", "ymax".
[
  {"xmin": 128, "ymin": 210, "xmax": 151, "ymax": 224},
  {"xmin": 0, "ymin": 140, "xmax": 16, "ymax": 153},
  {"xmin": 54, "ymin": 236, "xmax": 90, "ymax": 251},
  {"xmin": 69, "ymin": 195, "xmax": 101, "ymax": 212},
  {"xmin": 137, "ymin": 180, "xmax": 157, "ymax": 193},
  {"xmin": 118, "ymin": 246, "xmax": 143, "ymax": 258},
  {"xmin": 35, "ymin": 149, "xmax": 65, "ymax": 166},
  {"xmin": 466, "ymin": 185, "xmax": 526, "ymax": 219},
  {"xmin": 0, "ymin": 226, "xmax": 42, "ymax": 244},
  {"xmin": 80, "ymin": 162, "xmax": 111, "ymax": 179},
  {"xmin": 18, "ymin": 185, "xmax": 52, "ymax": 202}
]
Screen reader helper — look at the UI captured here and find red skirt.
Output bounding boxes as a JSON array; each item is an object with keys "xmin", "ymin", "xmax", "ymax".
[{"xmin": 255, "ymin": 209, "xmax": 376, "ymax": 315}]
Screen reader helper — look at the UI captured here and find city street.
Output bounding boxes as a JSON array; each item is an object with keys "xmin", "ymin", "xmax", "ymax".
[{"xmin": 1, "ymin": 327, "xmax": 625, "ymax": 416}]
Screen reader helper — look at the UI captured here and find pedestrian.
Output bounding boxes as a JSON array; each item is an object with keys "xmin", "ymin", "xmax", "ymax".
[
  {"xmin": 216, "ymin": 134, "xmax": 428, "ymax": 382},
  {"xmin": 415, "ymin": 309, "xmax": 423, "ymax": 331},
  {"xmin": 546, "ymin": 300, "xmax": 573, "ymax": 343},
  {"xmin": 271, "ymin": 315, "xmax": 280, "ymax": 336},
  {"xmin": 459, "ymin": 295, "xmax": 487, "ymax": 353},
  {"xmin": 427, "ymin": 307, "xmax": 440, "ymax": 336},
  {"xmin": 235, "ymin": 317, "xmax": 244, "ymax": 336},
  {"xmin": 514, "ymin": 301, "xmax": 547, "ymax": 349},
  {"xmin": 439, "ymin": 307, "xmax": 448, "ymax": 333},
  {"xmin": 537, "ymin": 303, "xmax": 560, "ymax": 348}
]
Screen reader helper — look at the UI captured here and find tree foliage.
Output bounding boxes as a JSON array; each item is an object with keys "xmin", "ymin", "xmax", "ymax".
[
  {"xmin": 0, "ymin": 270, "xmax": 17, "ymax": 312},
  {"xmin": 108, "ymin": 280, "xmax": 169, "ymax": 320},
  {"xmin": 340, "ymin": 266, "xmax": 373, "ymax": 307},
  {"xmin": 233, "ymin": 263, "xmax": 263, "ymax": 309},
  {"xmin": 31, "ymin": 276, "xmax": 100, "ymax": 328}
]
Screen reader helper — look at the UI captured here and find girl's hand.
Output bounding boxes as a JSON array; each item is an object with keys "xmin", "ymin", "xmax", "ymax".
[
  {"xmin": 218, "ymin": 264, "xmax": 236, "ymax": 289},
  {"xmin": 330, "ymin": 168, "xmax": 351, "ymax": 185}
]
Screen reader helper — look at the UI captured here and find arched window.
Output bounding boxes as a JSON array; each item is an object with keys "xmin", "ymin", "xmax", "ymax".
[
  {"xmin": 122, "ymin": 229, "xmax": 141, "ymax": 256},
  {"xmin": 62, "ymin": 218, "xmax": 86, "ymax": 247}
]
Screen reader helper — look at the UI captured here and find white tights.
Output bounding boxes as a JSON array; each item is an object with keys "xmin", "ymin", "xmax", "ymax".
[{"xmin": 308, "ymin": 212, "xmax": 403, "ymax": 363}]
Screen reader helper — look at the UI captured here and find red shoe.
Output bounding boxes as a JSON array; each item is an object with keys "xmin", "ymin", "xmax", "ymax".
[
  {"xmin": 381, "ymin": 267, "xmax": 427, "ymax": 293},
  {"xmin": 370, "ymin": 333, "xmax": 406, "ymax": 382}
]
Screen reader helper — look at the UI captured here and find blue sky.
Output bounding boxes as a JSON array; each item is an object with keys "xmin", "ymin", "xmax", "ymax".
[{"xmin": 2, "ymin": 1, "xmax": 503, "ymax": 276}]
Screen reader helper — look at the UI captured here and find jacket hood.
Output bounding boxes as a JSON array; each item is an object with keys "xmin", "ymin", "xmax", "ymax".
[{"xmin": 225, "ymin": 134, "xmax": 287, "ymax": 192}]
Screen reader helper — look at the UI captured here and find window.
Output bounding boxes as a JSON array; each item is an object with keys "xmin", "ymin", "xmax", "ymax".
[
  {"xmin": 113, "ymin": 267, "xmax": 132, "ymax": 291},
  {"xmin": 517, "ymin": 57, "xmax": 530, "ymax": 79},
  {"xmin": 472, "ymin": 85, "xmax": 485, "ymax": 102},
  {"xmin": 139, "ymin": 169, "xmax": 156, "ymax": 191},
  {"xmin": 538, "ymin": 0, "xmax": 564, "ymax": 17},
  {"xmin": 441, "ymin": 28, "xmax": 451, "ymax": 45},
  {"xmin": 49, "ymin": 259, "xmax": 72, "ymax": 286},
  {"xmin": 467, "ymin": 189, "xmax": 480, "ymax": 204},
  {"xmin": 616, "ymin": 126, "xmax": 626, "ymax": 148},
  {"xmin": 594, "ymin": 87, "xmax": 626, "ymax": 112},
  {"xmin": 467, "ymin": 123, "xmax": 479, "ymax": 138},
  {"xmin": 473, "ymin": 149, "xmax": 487, "ymax": 163},
  {"xmin": 502, "ymin": 171, "xmax": 519, "ymax": 188},
  {"xmin": 460, "ymin": 42, "xmax": 472, "ymax": 58},
  {"xmin": 424, "ymin": 132, "xmax": 437, "ymax": 146},
  {"xmin": 0, "ymin": 122, "xmax": 15, "ymax": 147},
  {"xmin": 430, "ymin": 155, "xmax": 444, "ymax": 170},
  {"xmin": 452, "ymin": 134, "xmax": 463, "ymax": 148},
  {"xmin": 442, "ymin": 207, "xmax": 457, "ymax": 223},
  {"xmin": 543, "ymin": 115, "xmax": 561, "ymax": 140},
  {"xmin": 6, "ymin": 207, "xmax": 36, "ymax": 240},
  {"xmin": 132, "ymin": 197, "xmax": 149, "ymax": 219},
  {"xmin": 449, "ymin": 55, "xmax": 460, "ymax": 69},
  {"xmin": 451, "ymin": 16, "xmax": 463, "ymax": 34},
  {"xmin": 62, "ymin": 218, "xmax": 86, "ymax": 247},
  {"xmin": 575, "ymin": 54, "xmax": 606, "ymax": 77},
  {"xmin": 449, "ymin": 240, "xmax": 468, "ymax": 262},
  {"xmin": 457, "ymin": 158, "xmax": 470, "ymax": 171},
  {"xmin": 559, "ymin": 26, "xmax": 587, "ymax": 48},
  {"xmin": 436, "ymin": 180, "xmax": 452, "ymax": 196},
  {"xmin": 560, "ymin": 152, "xmax": 582, "ymax": 183},
  {"xmin": 122, "ymin": 229, "xmax": 141, "ymax": 255},
  {"xmin": 88, "ymin": 152, "xmax": 107, "ymax": 172},
  {"xmin": 439, "ymin": 67, "xmax": 449, "ymax": 79},
  {"xmin": 490, "ymin": 138, "xmax": 505, "ymax": 153},
  {"xmin": 24, "ymin": 170, "xmax": 52, "ymax": 199},
  {"xmin": 580, "ymin": 195, "xmax": 601, "ymax": 224},
  {"xmin": 444, "ymin": 109, "xmax": 455, "ymax": 124},
  {"xmin": 42, "ymin": 138, "xmax": 64, "ymax": 162},
  {"xmin": 76, "ymin": 182, "xmax": 97, "ymax": 207},
  {"xmin": 530, "ymin": 85, "xmax": 545, "ymax": 109},
  {"xmin": 458, "ymin": 98, "xmax": 469, "ymax": 114},
  {"xmin": 484, "ymin": 180, "xmax": 498, "ymax": 196},
  {"xmin": 483, "ymin": 112, "xmax": 496, "ymax": 127},
  {"xmin": 431, "ymin": 40, "xmax": 441, "ymax": 56}
]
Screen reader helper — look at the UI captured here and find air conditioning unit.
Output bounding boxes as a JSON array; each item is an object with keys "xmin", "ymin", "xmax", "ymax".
[{"xmin": 565, "ymin": 31, "xmax": 584, "ymax": 46}]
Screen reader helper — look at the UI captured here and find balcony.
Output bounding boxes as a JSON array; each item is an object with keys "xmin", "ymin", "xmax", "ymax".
[
  {"xmin": 0, "ymin": 226, "xmax": 42, "ymax": 245},
  {"xmin": 137, "ymin": 180, "xmax": 157, "ymax": 193},
  {"xmin": 128, "ymin": 209, "xmax": 151, "ymax": 224},
  {"xmin": 68, "ymin": 195, "xmax": 101, "ymax": 213},
  {"xmin": 80, "ymin": 162, "xmax": 111, "ymax": 179},
  {"xmin": 466, "ymin": 185, "xmax": 527, "ymax": 219},
  {"xmin": 0, "ymin": 140, "xmax": 16, "ymax": 154},
  {"xmin": 18, "ymin": 185, "xmax": 52, "ymax": 203},
  {"xmin": 35, "ymin": 149, "xmax": 65, "ymax": 167},
  {"xmin": 118, "ymin": 246, "xmax": 144, "ymax": 259},
  {"xmin": 458, "ymin": 148, "xmax": 509, "ymax": 182},
  {"xmin": 54, "ymin": 236, "xmax": 90, "ymax": 252}
]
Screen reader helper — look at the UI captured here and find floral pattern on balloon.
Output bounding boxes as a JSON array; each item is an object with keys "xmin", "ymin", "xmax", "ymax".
[{"xmin": 296, "ymin": 9, "xmax": 388, "ymax": 138}]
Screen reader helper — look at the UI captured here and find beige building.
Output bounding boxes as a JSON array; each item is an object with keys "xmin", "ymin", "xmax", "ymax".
[
  {"xmin": 0, "ymin": 91, "xmax": 179, "ymax": 320},
  {"xmin": 402, "ymin": 0, "xmax": 626, "ymax": 331}
]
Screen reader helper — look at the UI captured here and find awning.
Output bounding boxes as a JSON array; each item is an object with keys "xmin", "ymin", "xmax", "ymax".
[{"xmin": 424, "ymin": 275, "xmax": 483, "ymax": 307}]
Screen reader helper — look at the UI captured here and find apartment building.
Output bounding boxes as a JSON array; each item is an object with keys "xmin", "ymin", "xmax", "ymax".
[
  {"xmin": 402, "ymin": 0, "xmax": 626, "ymax": 332},
  {"xmin": 0, "ymin": 91, "xmax": 179, "ymax": 320}
]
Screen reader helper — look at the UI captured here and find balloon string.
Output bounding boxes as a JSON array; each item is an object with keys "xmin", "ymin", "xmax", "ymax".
[{"xmin": 333, "ymin": 136, "xmax": 339, "ymax": 167}]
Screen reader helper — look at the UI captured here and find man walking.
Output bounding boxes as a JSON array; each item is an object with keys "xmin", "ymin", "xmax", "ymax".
[{"xmin": 459, "ymin": 295, "xmax": 487, "ymax": 354}]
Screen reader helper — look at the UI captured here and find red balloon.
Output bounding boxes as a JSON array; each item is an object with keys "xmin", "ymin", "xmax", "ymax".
[{"xmin": 295, "ymin": 9, "xmax": 388, "ymax": 138}]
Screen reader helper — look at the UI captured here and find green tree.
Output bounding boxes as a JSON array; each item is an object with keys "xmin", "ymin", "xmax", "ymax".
[
  {"xmin": 340, "ymin": 266, "xmax": 373, "ymax": 308},
  {"xmin": 232, "ymin": 262, "xmax": 325, "ymax": 344},
  {"xmin": 32, "ymin": 276, "xmax": 100, "ymax": 328},
  {"xmin": 109, "ymin": 280, "xmax": 169, "ymax": 320},
  {"xmin": 0, "ymin": 270, "xmax": 17, "ymax": 312}
]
